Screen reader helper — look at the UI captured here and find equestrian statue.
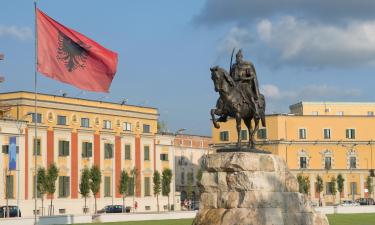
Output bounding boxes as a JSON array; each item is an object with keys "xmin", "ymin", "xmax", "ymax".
[{"xmin": 210, "ymin": 49, "xmax": 266, "ymax": 149}]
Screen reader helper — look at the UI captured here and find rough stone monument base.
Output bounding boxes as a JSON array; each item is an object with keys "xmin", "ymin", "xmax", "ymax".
[{"xmin": 193, "ymin": 151, "xmax": 329, "ymax": 225}]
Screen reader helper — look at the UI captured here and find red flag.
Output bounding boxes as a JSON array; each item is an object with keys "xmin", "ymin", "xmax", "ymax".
[{"xmin": 36, "ymin": 9, "xmax": 118, "ymax": 93}]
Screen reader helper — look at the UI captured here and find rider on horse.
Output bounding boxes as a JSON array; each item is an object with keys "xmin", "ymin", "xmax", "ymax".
[{"xmin": 230, "ymin": 49, "xmax": 260, "ymax": 119}]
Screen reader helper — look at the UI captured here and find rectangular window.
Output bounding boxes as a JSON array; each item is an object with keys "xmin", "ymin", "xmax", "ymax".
[
  {"xmin": 58, "ymin": 176, "xmax": 70, "ymax": 198},
  {"xmin": 2, "ymin": 145, "xmax": 9, "ymax": 154},
  {"xmin": 368, "ymin": 111, "xmax": 374, "ymax": 116},
  {"xmin": 350, "ymin": 182, "xmax": 357, "ymax": 195},
  {"xmin": 346, "ymin": 129, "xmax": 355, "ymax": 139},
  {"xmin": 220, "ymin": 131, "xmax": 229, "ymax": 141},
  {"xmin": 104, "ymin": 143, "xmax": 113, "ymax": 159},
  {"xmin": 326, "ymin": 182, "xmax": 333, "ymax": 195},
  {"xmin": 144, "ymin": 146, "xmax": 150, "ymax": 161},
  {"xmin": 257, "ymin": 128, "xmax": 267, "ymax": 139},
  {"xmin": 6, "ymin": 175, "xmax": 14, "ymax": 199},
  {"xmin": 240, "ymin": 130, "xmax": 247, "ymax": 140},
  {"xmin": 58, "ymin": 140, "xmax": 70, "ymax": 156},
  {"xmin": 160, "ymin": 153, "xmax": 168, "ymax": 161},
  {"xmin": 144, "ymin": 177, "xmax": 151, "ymax": 196},
  {"xmin": 81, "ymin": 118, "xmax": 90, "ymax": 128},
  {"xmin": 127, "ymin": 177, "xmax": 134, "ymax": 196},
  {"xmin": 125, "ymin": 144, "xmax": 131, "ymax": 160},
  {"xmin": 82, "ymin": 142, "xmax": 93, "ymax": 158},
  {"xmin": 31, "ymin": 113, "xmax": 42, "ymax": 123},
  {"xmin": 103, "ymin": 120, "xmax": 112, "ymax": 129},
  {"xmin": 300, "ymin": 157, "xmax": 307, "ymax": 169},
  {"xmin": 323, "ymin": 128, "xmax": 331, "ymax": 139},
  {"xmin": 181, "ymin": 172, "xmax": 185, "ymax": 185},
  {"xmin": 57, "ymin": 115, "xmax": 67, "ymax": 125},
  {"xmin": 312, "ymin": 111, "xmax": 319, "ymax": 115},
  {"xmin": 338, "ymin": 111, "xmax": 344, "ymax": 116},
  {"xmin": 299, "ymin": 129, "xmax": 306, "ymax": 139},
  {"xmin": 33, "ymin": 138, "xmax": 41, "ymax": 156},
  {"xmin": 123, "ymin": 122, "xmax": 132, "ymax": 131},
  {"xmin": 143, "ymin": 124, "xmax": 150, "ymax": 133},
  {"xmin": 104, "ymin": 176, "xmax": 111, "ymax": 197},
  {"xmin": 350, "ymin": 156, "xmax": 357, "ymax": 169},
  {"xmin": 325, "ymin": 157, "xmax": 332, "ymax": 170}
]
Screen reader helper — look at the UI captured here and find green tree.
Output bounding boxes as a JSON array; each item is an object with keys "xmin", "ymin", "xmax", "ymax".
[
  {"xmin": 316, "ymin": 175, "xmax": 324, "ymax": 206},
  {"xmin": 337, "ymin": 174, "xmax": 345, "ymax": 204},
  {"xmin": 153, "ymin": 171, "xmax": 161, "ymax": 212},
  {"xmin": 162, "ymin": 168, "xmax": 173, "ymax": 211},
  {"xmin": 196, "ymin": 168, "xmax": 203, "ymax": 183},
  {"xmin": 119, "ymin": 170, "xmax": 129, "ymax": 213},
  {"xmin": 90, "ymin": 165, "xmax": 102, "ymax": 214},
  {"xmin": 37, "ymin": 167, "xmax": 47, "ymax": 215},
  {"xmin": 79, "ymin": 167, "xmax": 91, "ymax": 214},
  {"xmin": 297, "ymin": 174, "xmax": 309, "ymax": 195},
  {"xmin": 186, "ymin": 172, "xmax": 194, "ymax": 200},
  {"xmin": 130, "ymin": 167, "xmax": 138, "ymax": 213},
  {"xmin": 331, "ymin": 177, "xmax": 337, "ymax": 205},
  {"xmin": 366, "ymin": 176, "xmax": 373, "ymax": 198},
  {"xmin": 46, "ymin": 163, "xmax": 59, "ymax": 216}
]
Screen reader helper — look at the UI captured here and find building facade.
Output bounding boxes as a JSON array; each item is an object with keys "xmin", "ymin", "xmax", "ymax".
[
  {"xmin": 212, "ymin": 102, "xmax": 375, "ymax": 206},
  {"xmin": 0, "ymin": 91, "xmax": 171, "ymax": 216}
]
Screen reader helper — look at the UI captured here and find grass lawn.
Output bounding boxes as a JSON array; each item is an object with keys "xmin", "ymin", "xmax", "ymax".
[
  {"xmin": 76, "ymin": 219, "xmax": 194, "ymax": 225},
  {"xmin": 76, "ymin": 214, "xmax": 375, "ymax": 225},
  {"xmin": 327, "ymin": 213, "xmax": 375, "ymax": 225}
]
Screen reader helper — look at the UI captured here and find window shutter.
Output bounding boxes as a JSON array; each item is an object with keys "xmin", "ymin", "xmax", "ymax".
[
  {"xmin": 59, "ymin": 177, "xmax": 63, "ymax": 197},
  {"xmin": 59, "ymin": 141, "xmax": 63, "ymax": 156},
  {"xmin": 88, "ymin": 143, "xmax": 93, "ymax": 157},
  {"xmin": 346, "ymin": 129, "xmax": 349, "ymax": 138},
  {"xmin": 65, "ymin": 177, "xmax": 70, "ymax": 197},
  {"xmin": 82, "ymin": 142, "xmax": 86, "ymax": 157},
  {"xmin": 64, "ymin": 141, "xmax": 70, "ymax": 156}
]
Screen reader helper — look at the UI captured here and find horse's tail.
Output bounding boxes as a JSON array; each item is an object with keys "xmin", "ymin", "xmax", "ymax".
[{"xmin": 260, "ymin": 94, "xmax": 266, "ymax": 127}]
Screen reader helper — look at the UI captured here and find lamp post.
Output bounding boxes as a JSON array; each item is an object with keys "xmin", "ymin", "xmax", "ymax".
[
  {"xmin": 14, "ymin": 113, "xmax": 31, "ymax": 217},
  {"xmin": 173, "ymin": 128, "xmax": 185, "ymax": 211}
]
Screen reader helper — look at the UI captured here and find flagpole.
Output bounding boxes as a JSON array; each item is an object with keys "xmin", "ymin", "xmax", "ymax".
[{"xmin": 34, "ymin": 0, "xmax": 38, "ymax": 224}]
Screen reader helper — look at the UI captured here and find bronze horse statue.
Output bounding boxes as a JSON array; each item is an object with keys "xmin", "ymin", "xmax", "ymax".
[{"xmin": 210, "ymin": 66, "xmax": 266, "ymax": 148}]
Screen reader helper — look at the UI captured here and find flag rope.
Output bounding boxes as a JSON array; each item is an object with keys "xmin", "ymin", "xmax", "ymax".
[{"xmin": 33, "ymin": 0, "xmax": 38, "ymax": 224}]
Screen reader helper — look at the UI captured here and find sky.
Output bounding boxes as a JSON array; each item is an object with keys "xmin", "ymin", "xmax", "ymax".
[{"xmin": 1, "ymin": 0, "xmax": 375, "ymax": 136}]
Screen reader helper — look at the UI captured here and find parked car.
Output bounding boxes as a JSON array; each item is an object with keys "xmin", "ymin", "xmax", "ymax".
[
  {"xmin": 0, "ymin": 206, "xmax": 21, "ymax": 218},
  {"xmin": 341, "ymin": 200, "xmax": 359, "ymax": 206},
  {"xmin": 97, "ymin": 205, "xmax": 130, "ymax": 213},
  {"xmin": 356, "ymin": 198, "xmax": 375, "ymax": 205}
]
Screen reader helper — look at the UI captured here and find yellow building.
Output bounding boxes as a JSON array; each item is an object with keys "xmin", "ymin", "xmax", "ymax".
[
  {"xmin": 0, "ymin": 91, "xmax": 170, "ymax": 216},
  {"xmin": 212, "ymin": 102, "xmax": 375, "ymax": 205}
]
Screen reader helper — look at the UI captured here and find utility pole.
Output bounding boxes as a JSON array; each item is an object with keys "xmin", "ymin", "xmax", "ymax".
[{"xmin": 0, "ymin": 53, "xmax": 5, "ymax": 83}]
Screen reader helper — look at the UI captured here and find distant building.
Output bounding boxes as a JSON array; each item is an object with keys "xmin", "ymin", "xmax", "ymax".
[{"xmin": 212, "ymin": 102, "xmax": 375, "ymax": 206}]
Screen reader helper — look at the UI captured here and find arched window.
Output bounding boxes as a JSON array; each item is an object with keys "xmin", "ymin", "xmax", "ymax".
[
  {"xmin": 321, "ymin": 150, "xmax": 334, "ymax": 170},
  {"xmin": 298, "ymin": 149, "xmax": 310, "ymax": 169},
  {"xmin": 347, "ymin": 149, "xmax": 358, "ymax": 169}
]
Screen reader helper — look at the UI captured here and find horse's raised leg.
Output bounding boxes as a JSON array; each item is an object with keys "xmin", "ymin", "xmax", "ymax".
[
  {"xmin": 236, "ymin": 114, "xmax": 242, "ymax": 149},
  {"xmin": 210, "ymin": 109, "xmax": 220, "ymax": 129},
  {"xmin": 243, "ymin": 118, "xmax": 252, "ymax": 148}
]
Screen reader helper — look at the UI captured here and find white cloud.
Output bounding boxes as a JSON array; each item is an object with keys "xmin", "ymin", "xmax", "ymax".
[
  {"xmin": 263, "ymin": 83, "xmax": 362, "ymax": 101},
  {"xmin": 0, "ymin": 25, "xmax": 32, "ymax": 41},
  {"xmin": 219, "ymin": 16, "xmax": 375, "ymax": 68},
  {"xmin": 261, "ymin": 83, "xmax": 362, "ymax": 113},
  {"xmin": 256, "ymin": 16, "xmax": 375, "ymax": 67}
]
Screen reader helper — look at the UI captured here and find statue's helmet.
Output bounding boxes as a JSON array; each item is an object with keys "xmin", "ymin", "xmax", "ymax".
[{"xmin": 236, "ymin": 49, "xmax": 243, "ymax": 60}]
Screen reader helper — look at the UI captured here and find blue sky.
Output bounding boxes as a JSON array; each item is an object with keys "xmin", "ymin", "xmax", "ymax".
[{"xmin": 1, "ymin": 0, "xmax": 375, "ymax": 136}]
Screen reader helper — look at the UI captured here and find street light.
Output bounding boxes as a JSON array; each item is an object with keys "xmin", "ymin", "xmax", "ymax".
[
  {"xmin": 173, "ymin": 128, "xmax": 186, "ymax": 211},
  {"xmin": 102, "ymin": 138, "xmax": 115, "ymax": 206}
]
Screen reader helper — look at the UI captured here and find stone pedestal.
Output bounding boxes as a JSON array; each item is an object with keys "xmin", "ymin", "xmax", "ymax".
[{"xmin": 193, "ymin": 152, "xmax": 329, "ymax": 225}]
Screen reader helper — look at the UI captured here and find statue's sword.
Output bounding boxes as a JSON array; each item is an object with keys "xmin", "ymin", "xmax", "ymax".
[{"xmin": 229, "ymin": 48, "xmax": 235, "ymax": 76}]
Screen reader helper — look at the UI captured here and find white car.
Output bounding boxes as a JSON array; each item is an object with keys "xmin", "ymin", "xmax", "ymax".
[{"xmin": 341, "ymin": 200, "xmax": 359, "ymax": 206}]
